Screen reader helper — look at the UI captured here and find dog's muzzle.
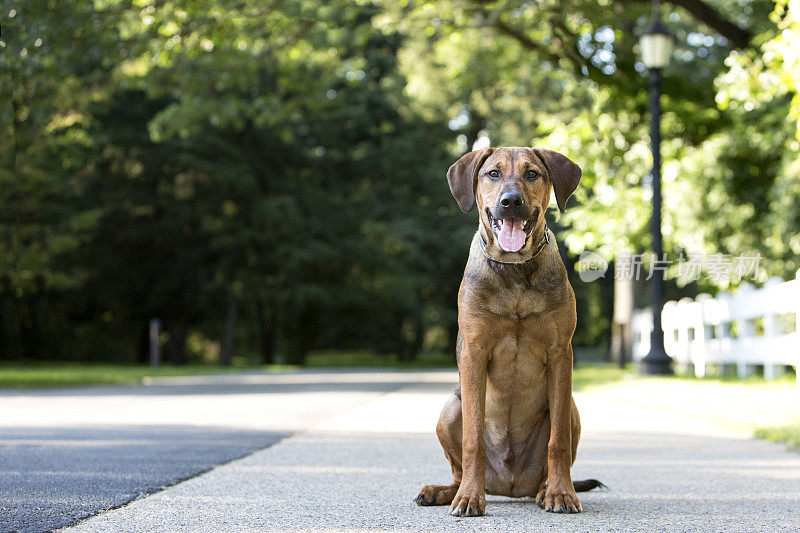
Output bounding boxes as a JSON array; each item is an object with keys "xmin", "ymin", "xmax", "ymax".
[{"xmin": 486, "ymin": 205, "xmax": 539, "ymax": 253}]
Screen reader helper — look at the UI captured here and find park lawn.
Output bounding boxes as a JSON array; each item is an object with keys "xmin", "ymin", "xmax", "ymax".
[
  {"xmin": 755, "ymin": 426, "xmax": 800, "ymax": 450},
  {"xmin": 305, "ymin": 346, "xmax": 612, "ymax": 371},
  {"xmin": 573, "ymin": 362, "xmax": 630, "ymax": 391},
  {"xmin": 0, "ymin": 350, "xmax": 620, "ymax": 388},
  {"xmin": 584, "ymin": 371, "xmax": 800, "ymax": 451},
  {"xmin": 304, "ymin": 350, "xmax": 455, "ymax": 368},
  {"xmin": 0, "ymin": 351, "xmax": 455, "ymax": 388},
  {"xmin": 0, "ymin": 363, "xmax": 263, "ymax": 389},
  {"xmin": 2, "ymin": 354, "xmax": 797, "ymax": 452},
  {"xmin": 0, "ymin": 351, "xmax": 453, "ymax": 388},
  {"xmin": 0, "ymin": 351, "xmax": 623, "ymax": 388}
]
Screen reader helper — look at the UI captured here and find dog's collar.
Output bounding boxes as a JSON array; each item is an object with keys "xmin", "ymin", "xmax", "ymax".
[{"xmin": 479, "ymin": 225, "xmax": 550, "ymax": 265}]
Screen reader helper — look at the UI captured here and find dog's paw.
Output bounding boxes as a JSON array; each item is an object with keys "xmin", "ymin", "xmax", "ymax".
[
  {"xmin": 414, "ymin": 484, "xmax": 458, "ymax": 506},
  {"xmin": 448, "ymin": 484, "xmax": 485, "ymax": 517},
  {"xmin": 536, "ymin": 481, "xmax": 581, "ymax": 514}
]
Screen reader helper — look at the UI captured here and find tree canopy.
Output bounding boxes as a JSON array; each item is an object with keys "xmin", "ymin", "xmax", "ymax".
[{"xmin": 1, "ymin": 0, "xmax": 796, "ymax": 364}]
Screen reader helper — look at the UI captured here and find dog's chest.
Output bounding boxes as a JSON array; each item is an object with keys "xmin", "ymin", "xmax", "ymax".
[
  {"xmin": 485, "ymin": 310, "xmax": 550, "ymax": 404},
  {"xmin": 484, "ymin": 326, "xmax": 549, "ymax": 451},
  {"xmin": 485, "ymin": 285, "xmax": 549, "ymax": 319},
  {"xmin": 483, "ymin": 291, "xmax": 553, "ymax": 427}
]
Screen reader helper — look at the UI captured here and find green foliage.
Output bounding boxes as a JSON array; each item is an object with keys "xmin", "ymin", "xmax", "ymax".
[
  {"xmin": 0, "ymin": 357, "xmax": 633, "ymax": 388},
  {"xmin": 1, "ymin": 0, "xmax": 460, "ymax": 363},
  {"xmin": 388, "ymin": 0, "xmax": 798, "ymax": 290},
  {"xmin": 754, "ymin": 425, "xmax": 800, "ymax": 450},
  {"xmin": 571, "ymin": 362, "xmax": 630, "ymax": 391},
  {"xmin": 1, "ymin": 0, "xmax": 797, "ymax": 364},
  {"xmin": 304, "ymin": 350, "xmax": 455, "ymax": 368},
  {"xmin": 0, "ymin": 362, "xmax": 260, "ymax": 388},
  {"xmin": 714, "ymin": 0, "xmax": 800, "ymax": 278}
]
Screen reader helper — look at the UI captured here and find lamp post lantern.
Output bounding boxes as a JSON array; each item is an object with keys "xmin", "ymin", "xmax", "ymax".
[{"xmin": 639, "ymin": 0, "xmax": 675, "ymax": 375}]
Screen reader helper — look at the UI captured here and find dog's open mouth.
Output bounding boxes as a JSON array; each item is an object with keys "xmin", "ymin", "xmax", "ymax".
[{"xmin": 487, "ymin": 208, "xmax": 536, "ymax": 253}]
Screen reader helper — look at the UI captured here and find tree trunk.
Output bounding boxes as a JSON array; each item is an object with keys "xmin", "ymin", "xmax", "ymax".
[
  {"xmin": 30, "ymin": 281, "xmax": 45, "ymax": 360},
  {"xmin": 395, "ymin": 311, "xmax": 409, "ymax": 361},
  {"xmin": 257, "ymin": 298, "xmax": 277, "ymax": 365},
  {"xmin": 136, "ymin": 321, "xmax": 149, "ymax": 364},
  {"xmin": 398, "ymin": 315, "xmax": 424, "ymax": 362},
  {"xmin": 412, "ymin": 317, "xmax": 424, "ymax": 359},
  {"xmin": 0, "ymin": 279, "xmax": 17, "ymax": 361},
  {"xmin": 609, "ymin": 254, "xmax": 634, "ymax": 368},
  {"xmin": 220, "ymin": 296, "xmax": 238, "ymax": 366},
  {"xmin": 167, "ymin": 322, "xmax": 188, "ymax": 365},
  {"xmin": 609, "ymin": 323, "xmax": 632, "ymax": 369},
  {"xmin": 285, "ymin": 340, "xmax": 307, "ymax": 365},
  {"xmin": 11, "ymin": 88, "xmax": 22, "ymax": 173}
]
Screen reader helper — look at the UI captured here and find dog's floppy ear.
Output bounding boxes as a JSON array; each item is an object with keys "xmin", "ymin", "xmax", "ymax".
[
  {"xmin": 533, "ymin": 148, "xmax": 581, "ymax": 213},
  {"xmin": 446, "ymin": 147, "xmax": 493, "ymax": 213}
]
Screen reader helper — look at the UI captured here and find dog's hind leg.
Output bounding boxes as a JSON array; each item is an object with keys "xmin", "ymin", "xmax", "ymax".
[{"xmin": 414, "ymin": 393, "xmax": 463, "ymax": 506}]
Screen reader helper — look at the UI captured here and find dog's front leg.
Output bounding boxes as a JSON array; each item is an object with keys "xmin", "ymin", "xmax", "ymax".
[
  {"xmin": 540, "ymin": 342, "xmax": 581, "ymax": 514},
  {"xmin": 449, "ymin": 340, "xmax": 487, "ymax": 517}
]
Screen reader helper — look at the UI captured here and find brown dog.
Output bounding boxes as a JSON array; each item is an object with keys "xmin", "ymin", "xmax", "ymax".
[{"xmin": 414, "ymin": 146, "xmax": 603, "ymax": 517}]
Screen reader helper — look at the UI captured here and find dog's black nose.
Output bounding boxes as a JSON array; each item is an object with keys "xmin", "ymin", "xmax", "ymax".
[
  {"xmin": 500, "ymin": 192, "xmax": 524, "ymax": 208},
  {"xmin": 495, "ymin": 190, "xmax": 529, "ymax": 220}
]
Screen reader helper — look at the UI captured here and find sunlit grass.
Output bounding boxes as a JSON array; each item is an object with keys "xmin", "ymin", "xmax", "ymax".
[
  {"xmin": 304, "ymin": 350, "xmax": 454, "ymax": 368},
  {"xmin": 0, "ymin": 363, "xmax": 257, "ymax": 389},
  {"xmin": 3, "ymin": 352, "xmax": 798, "ymax": 452},
  {"xmin": 582, "ymin": 366, "xmax": 800, "ymax": 452},
  {"xmin": 755, "ymin": 426, "xmax": 800, "ymax": 450},
  {"xmin": 573, "ymin": 362, "xmax": 630, "ymax": 391}
]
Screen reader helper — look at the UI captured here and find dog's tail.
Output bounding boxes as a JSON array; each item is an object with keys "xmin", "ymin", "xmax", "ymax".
[{"xmin": 573, "ymin": 479, "xmax": 607, "ymax": 492}]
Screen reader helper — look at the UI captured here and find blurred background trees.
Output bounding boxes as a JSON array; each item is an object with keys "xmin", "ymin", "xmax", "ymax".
[{"xmin": 1, "ymin": 0, "xmax": 797, "ymax": 365}]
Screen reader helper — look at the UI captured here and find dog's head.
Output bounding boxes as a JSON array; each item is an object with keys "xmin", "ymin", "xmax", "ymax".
[{"xmin": 447, "ymin": 146, "xmax": 581, "ymax": 254}]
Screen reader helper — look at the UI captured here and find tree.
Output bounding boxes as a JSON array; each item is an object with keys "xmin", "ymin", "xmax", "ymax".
[{"xmin": 1, "ymin": 0, "xmax": 795, "ymax": 364}]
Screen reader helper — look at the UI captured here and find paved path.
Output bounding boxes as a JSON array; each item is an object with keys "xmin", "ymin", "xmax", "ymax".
[
  {"xmin": 0, "ymin": 370, "xmax": 453, "ymax": 532},
  {"xmin": 0, "ymin": 425, "xmax": 287, "ymax": 533},
  {"xmin": 3, "ymin": 370, "xmax": 800, "ymax": 532}
]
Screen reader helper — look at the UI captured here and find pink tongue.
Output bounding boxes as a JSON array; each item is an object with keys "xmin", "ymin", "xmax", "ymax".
[{"xmin": 498, "ymin": 218, "xmax": 526, "ymax": 252}]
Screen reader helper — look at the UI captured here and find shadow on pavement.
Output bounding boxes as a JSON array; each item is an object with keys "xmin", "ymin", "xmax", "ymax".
[{"xmin": 0, "ymin": 425, "xmax": 289, "ymax": 533}]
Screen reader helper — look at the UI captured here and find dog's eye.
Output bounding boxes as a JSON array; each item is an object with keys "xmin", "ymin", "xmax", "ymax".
[
  {"xmin": 526, "ymin": 170, "xmax": 541, "ymax": 181},
  {"xmin": 487, "ymin": 170, "xmax": 500, "ymax": 180}
]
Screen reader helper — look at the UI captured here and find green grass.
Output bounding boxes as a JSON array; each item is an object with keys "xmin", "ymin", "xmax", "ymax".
[
  {"xmin": 305, "ymin": 347, "xmax": 616, "ymax": 371},
  {"xmin": 304, "ymin": 350, "xmax": 455, "ymax": 368},
  {"xmin": 0, "ymin": 363, "xmax": 260, "ymax": 389},
  {"xmin": 572, "ymin": 362, "xmax": 630, "ymax": 391},
  {"xmin": 0, "ymin": 353, "xmax": 630, "ymax": 389},
  {"xmin": 2, "ymin": 350, "xmax": 616, "ymax": 388},
  {"xmin": 755, "ymin": 426, "xmax": 800, "ymax": 450},
  {"xmin": 0, "ymin": 351, "xmax": 456, "ymax": 389},
  {"xmin": 4, "ymin": 352, "xmax": 798, "ymax": 455},
  {"xmin": 579, "ymin": 366, "xmax": 800, "ymax": 452}
]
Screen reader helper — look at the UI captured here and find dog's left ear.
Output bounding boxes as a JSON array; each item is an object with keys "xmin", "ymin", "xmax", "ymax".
[
  {"xmin": 533, "ymin": 148, "xmax": 582, "ymax": 213},
  {"xmin": 447, "ymin": 147, "xmax": 493, "ymax": 213}
]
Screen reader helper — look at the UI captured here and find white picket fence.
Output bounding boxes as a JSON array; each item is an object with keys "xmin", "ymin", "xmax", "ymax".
[{"xmin": 632, "ymin": 271, "xmax": 800, "ymax": 385}]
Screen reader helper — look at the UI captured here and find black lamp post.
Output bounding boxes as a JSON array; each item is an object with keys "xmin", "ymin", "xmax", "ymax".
[{"xmin": 639, "ymin": 0, "xmax": 675, "ymax": 375}]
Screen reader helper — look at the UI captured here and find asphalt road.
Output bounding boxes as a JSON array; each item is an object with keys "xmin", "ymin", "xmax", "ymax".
[
  {"xmin": 3, "ymin": 370, "xmax": 800, "ymax": 532},
  {"xmin": 0, "ymin": 425, "xmax": 287, "ymax": 533},
  {"xmin": 0, "ymin": 370, "xmax": 455, "ymax": 532}
]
